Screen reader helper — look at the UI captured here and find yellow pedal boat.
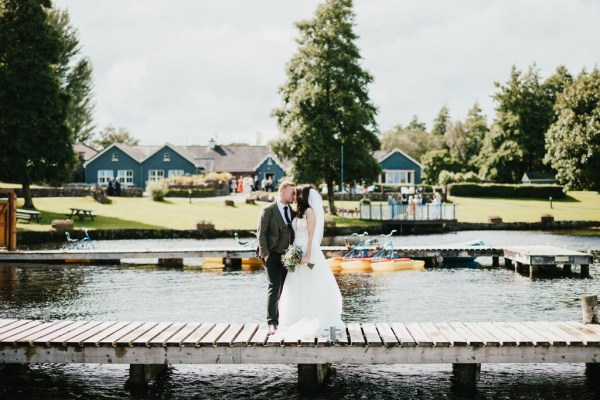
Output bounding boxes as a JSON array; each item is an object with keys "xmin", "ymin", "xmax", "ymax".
[
  {"xmin": 371, "ymin": 258, "xmax": 425, "ymax": 272},
  {"xmin": 241, "ymin": 257, "xmax": 263, "ymax": 269},
  {"xmin": 202, "ymin": 257, "xmax": 224, "ymax": 269},
  {"xmin": 327, "ymin": 257, "xmax": 343, "ymax": 272},
  {"xmin": 340, "ymin": 258, "xmax": 372, "ymax": 272}
]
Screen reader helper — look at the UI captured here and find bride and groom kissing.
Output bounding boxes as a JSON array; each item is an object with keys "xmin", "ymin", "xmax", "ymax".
[{"xmin": 257, "ymin": 181, "xmax": 344, "ymax": 338}]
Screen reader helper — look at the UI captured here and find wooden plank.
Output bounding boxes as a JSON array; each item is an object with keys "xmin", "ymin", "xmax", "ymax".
[
  {"xmin": 420, "ymin": 323, "xmax": 451, "ymax": 347},
  {"xmin": 0, "ymin": 321, "xmax": 48, "ymax": 344},
  {"xmin": 197, "ymin": 323, "xmax": 229, "ymax": 346},
  {"xmin": 68, "ymin": 321, "xmax": 120, "ymax": 346},
  {"xmin": 553, "ymin": 321, "xmax": 600, "ymax": 345},
  {"xmin": 0, "ymin": 319, "xmax": 17, "ymax": 330},
  {"xmin": 522, "ymin": 321, "xmax": 567, "ymax": 346},
  {"xmin": 346, "ymin": 322, "xmax": 366, "ymax": 346},
  {"xmin": 536, "ymin": 321, "xmax": 583, "ymax": 346},
  {"xmin": 231, "ymin": 323, "xmax": 259, "ymax": 346},
  {"xmin": 16, "ymin": 320, "xmax": 76, "ymax": 345},
  {"xmin": 390, "ymin": 323, "xmax": 416, "ymax": 347},
  {"xmin": 476, "ymin": 322, "xmax": 516, "ymax": 346},
  {"xmin": 164, "ymin": 323, "xmax": 201, "ymax": 346},
  {"xmin": 89, "ymin": 322, "xmax": 140, "ymax": 347},
  {"xmin": 79, "ymin": 321, "xmax": 131, "ymax": 347},
  {"xmin": 404, "ymin": 323, "xmax": 434, "ymax": 346},
  {"xmin": 33, "ymin": 321, "xmax": 91, "ymax": 345},
  {"xmin": 565, "ymin": 321, "xmax": 600, "ymax": 343},
  {"xmin": 362, "ymin": 323, "xmax": 383, "ymax": 346},
  {"xmin": 248, "ymin": 323, "xmax": 269, "ymax": 346},
  {"xmin": 493, "ymin": 322, "xmax": 533, "ymax": 346},
  {"xmin": 507, "ymin": 322, "xmax": 550, "ymax": 346},
  {"xmin": 216, "ymin": 323, "xmax": 244, "ymax": 346},
  {"xmin": 130, "ymin": 322, "xmax": 173, "ymax": 346},
  {"xmin": 46, "ymin": 321, "xmax": 101, "ymax": 346},
  {"xmin": 115, "ymin": 322, "xmax": 160, "ymax": 347},
  {"xmin": 449, "ymin": 322, "xmax": 486, "ymax": 346},
  {"xmin": 149, "ymin": 322, "xmax": 187, "ymax": 346},
  {"xmin": 185, "ymin": 323, "xmax": 217, "ymax": 346},
  {"xmin": 434, "ymin": 322, "xmax": 467, "ymax": 346},
  {"xmin": 316, "ymin": 334, "xmax": 330, "ymax": 347},
  {"xmin": 265, "ymin": 330, "xmax": 284, "ymax": 347},
  {"xmin": 100, "ymin": 322, "xmax": 146, "ymax": 347},
  {"xmin": 375, "ymin": 323, "xmax": 399, "ymax": 347},
  {"xmin": 0, "ymin": 320, "xmax": 43, "ymax": 341}
]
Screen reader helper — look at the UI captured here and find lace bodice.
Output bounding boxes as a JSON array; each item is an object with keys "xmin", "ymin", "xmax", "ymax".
[{"xmin": 292, "ymin": 216, "xmax": 308, "ymax": 251}]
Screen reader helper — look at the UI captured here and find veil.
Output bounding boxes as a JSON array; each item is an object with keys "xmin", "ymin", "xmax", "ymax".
[{"xmin": 308, "ymin": 188, "xmax": 324, "ymax": 251}]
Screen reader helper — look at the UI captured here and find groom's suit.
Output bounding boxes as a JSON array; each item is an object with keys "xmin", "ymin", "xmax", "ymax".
[{"xmin": 257, "ymin": 201, "xmax": 294, "ymax": 326}]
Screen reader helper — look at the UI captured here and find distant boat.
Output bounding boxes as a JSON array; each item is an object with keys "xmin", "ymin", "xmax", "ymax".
[{"xmin": 441, "ymin": 240, "xmax": 485, "ymax": 264}]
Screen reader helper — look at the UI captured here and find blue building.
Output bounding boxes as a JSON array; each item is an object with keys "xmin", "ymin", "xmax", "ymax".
[
  {"xmin": 373, "ymin": 149, "xmax": 422, "ymax": 185},
  {"xmin": 84, "ymin": 140, "xmax": 289, "ymax": 189}
]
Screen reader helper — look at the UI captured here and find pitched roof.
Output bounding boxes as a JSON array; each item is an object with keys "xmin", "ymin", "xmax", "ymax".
[
  {"xmin": 375, "ymin": 148, "xmax": 422, "ymax": 168},
  {"xmin": 73, "ymin": 143, "xmax": 98, "ymax": 161},
  {"xmin": 522, "ymin": 171, "xmax": 556, "ymax": 180}
]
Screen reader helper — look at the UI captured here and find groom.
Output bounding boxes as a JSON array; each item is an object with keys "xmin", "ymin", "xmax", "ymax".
[{"xmin": 257, "ymin": 180, "xmax": 296, "ymax": 335}]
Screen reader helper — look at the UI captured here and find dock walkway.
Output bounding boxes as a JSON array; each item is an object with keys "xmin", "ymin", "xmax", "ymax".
[{"xmin": 2, "ymin": 316, "xmax": 600, "ymax": 391}]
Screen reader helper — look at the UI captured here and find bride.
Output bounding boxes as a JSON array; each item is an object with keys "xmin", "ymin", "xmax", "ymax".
[{"xmin": 273, "ymin": 184, "xmax": 344, "ymax": 339}]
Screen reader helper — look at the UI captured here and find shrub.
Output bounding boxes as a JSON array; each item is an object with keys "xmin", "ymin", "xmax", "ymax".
[
  {"xmin": 147, "ymin": 180, "xmax": 169, "ymax": 201},
  {"xmin": 448, "ymin": 183, "xmax": 566, "ymax": 199},
  {"xmin": 165, "ymin": 188, "xmax": 216, "ymax": 198}
]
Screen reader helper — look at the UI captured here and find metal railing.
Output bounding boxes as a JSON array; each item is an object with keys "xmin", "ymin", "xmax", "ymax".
[{"xmin": 360, "ymin": 203, "xmax": 456, "ymax": 221}]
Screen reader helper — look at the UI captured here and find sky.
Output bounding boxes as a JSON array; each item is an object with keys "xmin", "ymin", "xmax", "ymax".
[{"xmin": 53, "ymin": 0, "xmax": 600, "ymax": 146}]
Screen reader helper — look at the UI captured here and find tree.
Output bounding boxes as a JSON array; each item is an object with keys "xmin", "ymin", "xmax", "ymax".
[
  {"xmin": 92, "ymin": 125, "xmax": 139, "ymax": 149},
  {"xmin": 380, "ymin": 116, "xmax": 443, "ymax": 162},
  {"xmin": 444, "ymin": 120, "xmax": 467, "ymax": 163},
  {"xmin": 0, "ymin": 0, "xmax": 77, "ymax": 208},
  {"xmin": 477, "ymin": 65, "xmax": 566, "ymax": 182},
  {"xmin": 462, "ymin": 102, "xmax": 488, "ymax": 169},
  {"xmin": 272, "ymin": 0, "xmax": 380, "ymax": 214},
  {"xmin": 420, "ymin": 149, "xmax": 463, "ymax": 184},
  {"xmin": 49, "ymin": 8, "xmax": 96, "ymax": 144},
  {"xmin": 431, "ymin": 106, "xmax": 450, "ymax": 137},
  {"xmin": 544, "ymin": 68, "xmax": 600, "ymax": 191}
]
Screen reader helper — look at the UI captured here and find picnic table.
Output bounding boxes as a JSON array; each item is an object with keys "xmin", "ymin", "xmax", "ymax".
[
  {"xmin": 16, "ymin": 209, "xmax": 41, "ymax": 223},
  {"xmin": 66, "ymin": 208, "xmax": 96, "ymax": 221}
]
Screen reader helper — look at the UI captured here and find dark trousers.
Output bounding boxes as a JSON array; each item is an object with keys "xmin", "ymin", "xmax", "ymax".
[{"xmin": 265, "ymin": 252, "xmax": 287, "ymax": 325}]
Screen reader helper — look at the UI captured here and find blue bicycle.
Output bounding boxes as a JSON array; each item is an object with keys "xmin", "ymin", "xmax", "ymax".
[{"xmin": 64, "ymin": 229, "xmax": 94, "ymax": 250}]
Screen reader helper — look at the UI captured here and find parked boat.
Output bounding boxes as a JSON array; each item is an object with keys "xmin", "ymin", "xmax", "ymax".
[
  {"xmin": 371, "ymin": 259, "xmax": 425, "ymax": 272},
  {"xmin": 441, "ymin": 240, "xmax": 484, "ymax": 264}
]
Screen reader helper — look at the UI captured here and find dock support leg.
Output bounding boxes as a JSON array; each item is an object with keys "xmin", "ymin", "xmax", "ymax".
[
  {"xmin": 515, "ymin": 261, "xmax": 523, "ymax": 273},
  {"xmin": 492, "ymin": 256, "xmax": 499, "ymax": 267},
  {"xmin": 298, "ymin": 363, "xmax": 331, "ymax": 394},
  {"xmin": 223, "ymin": 257, "xmax": 242, "ymax": 270},
  {"xmin": 452, "ymin": 363, "xmax": 480, "ymax": 390},
  {"xmin": 158, "ymin": 258, "xmax": 183, "ymax": 268},
  {"xmin": 126, "ymin": 364, "xmax": 166, "ymax": 391},
  {"xmin": 504, "ymin": 258, "xmax": 512, "ymax": 268},
  {"xmin": 581, "ymin": 264, "xmax": 590, "ymax": 278},
  {"xmin": 563, "ymin": 264, "xmax": 572, "ymax": 276},
  {"xmin": 529, "ymin": 264, "xmax": 538, "ymax": 278}
]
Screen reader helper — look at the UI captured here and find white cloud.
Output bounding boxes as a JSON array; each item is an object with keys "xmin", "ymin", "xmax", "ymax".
[{"xmin": 54, "ymin": 0, "xmax": 600, "ymax": 144}]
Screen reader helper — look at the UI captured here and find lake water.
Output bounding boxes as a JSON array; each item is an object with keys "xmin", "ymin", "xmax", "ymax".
[{"xmin": 1, "ymin": 230, "xmax": 600, "ymax": 399}]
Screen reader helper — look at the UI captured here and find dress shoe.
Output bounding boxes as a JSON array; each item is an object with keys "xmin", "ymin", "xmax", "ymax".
[{"xmin": 268, "ymin": 324, "xmax": 277, "ymax": 335}]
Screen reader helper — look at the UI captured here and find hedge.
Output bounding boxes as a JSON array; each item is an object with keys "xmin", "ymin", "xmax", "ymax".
[
  {"xmin": 165, "ymin": 188, "xmax": 216, "ymax": 198},
  {"xmin": 448, "ymin": 183, "xmax": 566, "ymax": 199}
]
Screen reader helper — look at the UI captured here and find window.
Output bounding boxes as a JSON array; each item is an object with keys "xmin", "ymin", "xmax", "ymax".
[
  {"xmin": 267, "ymin": 157, "xmax": 273, "ymax": 166},
  {"xmin": 163, "ymin": 152, "xmax": 170, "ymax": 162},
  {"xmin": 168, "ymin": 170, "xmax": 184, "ymax": 177},
  {"xmin": 98, "ymin": 170, "xmax": 113, "ymax": 185},
  {"xmin": 112, "ymin": 153, "xmax": 119, "ymax": 162},
  {"xmin": 148, "ymin": 170, "xmax": 164, "ymax": 181},
  {"xmin": 384, "ymin": 170, "xmax": 414, "ymax": 184},
  {"xmin": 117, "ymin": 170, "xmax": 133, "ymax": 186}
]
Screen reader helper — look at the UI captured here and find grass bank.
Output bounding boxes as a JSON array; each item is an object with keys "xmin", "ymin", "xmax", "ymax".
[{"xmin": 12, "ymin": 191, "xmax": 600, "ymax": 232}]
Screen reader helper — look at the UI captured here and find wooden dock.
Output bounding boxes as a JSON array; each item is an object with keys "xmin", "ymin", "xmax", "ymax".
[
  {"xmin": 2, "ymin": 315, "xmax": 600, "ymax": 392},
  {"xmin": 503, "ymin": 245, "xmax": 594, "ymax": 277}
]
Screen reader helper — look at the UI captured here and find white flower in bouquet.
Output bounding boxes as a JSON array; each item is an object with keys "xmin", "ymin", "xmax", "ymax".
[{"xmin": 283, "ymin": 244, "xmax": 314, "ymax": 272}]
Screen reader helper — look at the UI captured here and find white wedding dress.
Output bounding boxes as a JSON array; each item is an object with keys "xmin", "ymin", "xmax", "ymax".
[{"xmin": 274, "ymin": 189, "xmax": 344, "ymax": 339}]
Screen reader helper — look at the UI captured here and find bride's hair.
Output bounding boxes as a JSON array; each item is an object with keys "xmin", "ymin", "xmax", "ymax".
[{"xmin": 295, "ymin": 184, "xmax": 315, "ymax": 218}]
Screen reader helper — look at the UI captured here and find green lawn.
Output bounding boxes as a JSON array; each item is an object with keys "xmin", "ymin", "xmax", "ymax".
[{"xmin": 12, "ymin": 191, "xmax": 600, "ymax": 232}]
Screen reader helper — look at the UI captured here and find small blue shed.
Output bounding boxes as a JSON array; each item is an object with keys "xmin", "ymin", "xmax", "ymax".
[{"xmin": 374, "ymin": 149, "xmax": 422, "ymax": 185}]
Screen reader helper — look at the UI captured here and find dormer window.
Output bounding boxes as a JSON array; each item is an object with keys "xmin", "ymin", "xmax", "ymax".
[
  {"xmin": 112, "ymin": 153, "xmax": 118, "ymax": 162},
  {"xmin": 163, "ymin": 152, "xmax": 170, "ymax": 162}
]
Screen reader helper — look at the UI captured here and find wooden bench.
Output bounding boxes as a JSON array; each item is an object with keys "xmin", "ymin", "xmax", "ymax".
[
  {"xmin": 66, "ymin": 208, "xmax": 97, "ymax": 221},
  {"xmin": 224, "ymin": 200, "xmax": 235, "ymax": 207},
  {"xmin": 16, "ymin": 209, "xmax": 41, "ymax": 223}
]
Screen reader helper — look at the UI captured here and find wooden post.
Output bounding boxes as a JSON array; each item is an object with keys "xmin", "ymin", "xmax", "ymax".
[
  {"xmin": 126, "ymin": 364, "xmax": 166, "ymax": 391},
  {"xmin": 529, "ymin": 264, "xmax": 538, "ymax": 278},
  {"xmin": 452, "ymin": 363, "xmax": 480, "ymax": 390},
  {"xmin": 581, "ymin": 264, "xmax": 590, "ymax": 278},
  {"xmin": 298, "ymin": 363, "xmax": 331, "ymax": 394},
  {"xmin": 504, "ymin": 258, "xmax": 512, "ymax": 268},
  {"xmin": 582, "ymin": 295, "xmax": 600, "ymax": 379},
  {"xmin": 158, "ymin": 258, "xmax": 183, "ymax": 268},
  {"xmin": 492, "ymin": 256, "xmax": 499, "ymax": 267},
  {"xmin": 563, "ymin": 264, "xmax": 572, "ymax": 276}
]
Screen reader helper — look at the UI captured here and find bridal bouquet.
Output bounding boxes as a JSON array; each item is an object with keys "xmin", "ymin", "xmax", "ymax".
[{"xmin": 283, "ymin": 244, "xmax": 314, "ymax": 272}]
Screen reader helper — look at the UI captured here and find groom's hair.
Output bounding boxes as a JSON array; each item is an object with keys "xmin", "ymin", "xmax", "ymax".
[{"xmin": 278, "ymin": 180, "xmax": 295, "ymax": 194}]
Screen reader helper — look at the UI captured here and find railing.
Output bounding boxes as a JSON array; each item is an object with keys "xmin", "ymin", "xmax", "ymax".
[{"xmin": 360, "ymin": 203, "xmax": 456, "ymax": 221}]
